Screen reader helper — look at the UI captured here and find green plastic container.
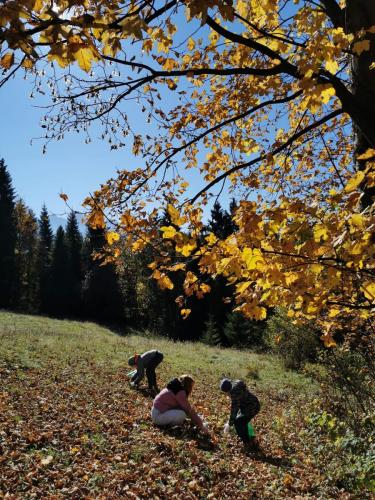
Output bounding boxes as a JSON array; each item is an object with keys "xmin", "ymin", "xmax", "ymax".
[{"xmin": 247, "ymin": 422, "xmax": 256, "ymax": 438}]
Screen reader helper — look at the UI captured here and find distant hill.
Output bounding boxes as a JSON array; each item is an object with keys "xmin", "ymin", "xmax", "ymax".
[{"xmin": 49, "ymin": 214, "xmax": 86, "ymax": 234}]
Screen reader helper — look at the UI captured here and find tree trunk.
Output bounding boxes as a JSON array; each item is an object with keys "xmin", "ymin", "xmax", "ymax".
[{"xmin": 346, "ymin": 0, "xmax": 375, "ymax": 208}]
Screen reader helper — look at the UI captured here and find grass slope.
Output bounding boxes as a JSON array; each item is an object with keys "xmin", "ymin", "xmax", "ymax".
[{"xmin": 0, "ymin": 312, "xmax": 347, "ymax": 498}]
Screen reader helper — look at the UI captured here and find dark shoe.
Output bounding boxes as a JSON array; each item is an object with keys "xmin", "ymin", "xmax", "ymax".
[{"xmin": 244, "ymin": 437, "xmax": 260, "ymax": 453}]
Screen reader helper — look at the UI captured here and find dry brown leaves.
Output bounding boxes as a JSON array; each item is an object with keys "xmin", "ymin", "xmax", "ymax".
[{"xmin": 0, "ymin": 362, "xmax": 352, "ymax": 499}]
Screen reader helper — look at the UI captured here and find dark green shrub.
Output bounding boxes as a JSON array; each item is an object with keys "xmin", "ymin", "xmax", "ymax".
[
  {"xmin": 306, "ymin": 348, "xmax": 375, "ymax": 423},
  {"xmin": 264, "ymin": 308, "xmax": 321, "ymax": 369}
]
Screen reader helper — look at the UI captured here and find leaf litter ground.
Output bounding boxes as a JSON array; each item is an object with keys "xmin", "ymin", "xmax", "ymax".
[{"xmin": 0, "ymin": 313, "xmax": 354, "ymax": 499}]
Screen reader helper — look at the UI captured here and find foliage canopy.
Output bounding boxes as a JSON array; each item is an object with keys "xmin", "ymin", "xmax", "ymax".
[{"xmin": 1, "ymin": 0, "xmax": 374, "ymax": 342}]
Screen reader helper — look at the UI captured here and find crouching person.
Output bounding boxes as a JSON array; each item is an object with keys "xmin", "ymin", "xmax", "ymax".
[
  {"xmin": 220, "ymin": 378, "xmax": 260, "ymax": 450},
  {"xmin": 128, "ymin": 350, "xmax": 164, "ymax": 396},
  {"xmin": 151, "ymin": 375, "xmax": 209, "ymax": 435}
]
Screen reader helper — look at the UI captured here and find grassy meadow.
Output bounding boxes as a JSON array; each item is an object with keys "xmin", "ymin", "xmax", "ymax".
[{"xmin": 0, "ymin": 311, "xmax": 360, "ymax": 498}]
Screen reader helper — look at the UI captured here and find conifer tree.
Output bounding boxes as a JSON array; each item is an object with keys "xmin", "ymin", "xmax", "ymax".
[
  {"xmin": 14, "ymin": 200, "xmax": 38, "ymax": 312},
  {"xmin": 37, "ymin": 204, "xmax": 53, "ymax": 313},
  {"xmin": 224, "ymin": 312, "xmax": 266, "ymax": 349},
  {"xmin": 65, "ymin": 211, "xmax": 83, "ymax": 316},
  {"xmin": 0, "ymin": 159, "xmax": 16, "ymax": 309},
  {"xmin": 49, "ymin": 226, "xmax": 70, "ymax": 316},
  {"xmin": 82, "ymin": 226, "xmax": 123, "ymax": 323},
  {"xmin": 202, "ymin": 314, "xmax": 223, "ymax": 346}
]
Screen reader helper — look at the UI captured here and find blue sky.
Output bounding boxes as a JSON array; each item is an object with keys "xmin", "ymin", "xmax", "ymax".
[
  {"xmin": 1, "ymin": 72, "xmax": 142, "ymax": 217},
  {"xmin": 0, "ymin": 9, "xmax": 247, "ymax": 219}
]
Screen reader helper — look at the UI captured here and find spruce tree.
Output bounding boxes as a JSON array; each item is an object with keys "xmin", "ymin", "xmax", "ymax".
[
  {"xmin": 0, "ymin": 159, "xmax": 16, "ymax": 309},
  {"xmin": 65, "ymin": 211, "xmax": 83, "ymax": 316},
  {"xmin": 82, "ymin": 226, "xmax": 123, "ymax": 323},
  {"xmin": 202, "ymin": 314, "xmax": 223, "ymax": 346},
  {"xmin": 224, "ymin": 312, "xmax": 266, "ymax": 349},
  {"xmin": 14, "ymin": 200, "xmax": 38, "ymax": 312},
  {"xmin": 208, "ymin": 201, "xmax": 235, "ymax": 240},
  {"xmin": 205, "ymin": 200, "xmax": 235, "ymax": 341},
  {"xmin": 37, "ymin": 204, "xmax": 53, "ymax": 313},
  {"xmin": 49, "ymin": 226, "xmax": 70, "ymax": 316}
]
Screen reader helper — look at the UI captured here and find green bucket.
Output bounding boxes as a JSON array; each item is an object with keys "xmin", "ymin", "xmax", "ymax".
[{"xmin": 247, "ymin": 422, "xmax": 256, "ymax": 438}]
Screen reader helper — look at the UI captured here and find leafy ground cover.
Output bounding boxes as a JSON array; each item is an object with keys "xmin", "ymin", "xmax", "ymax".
[{"xmin": 0, "ymin": 312, "xmax": 358, "ymax": 498}]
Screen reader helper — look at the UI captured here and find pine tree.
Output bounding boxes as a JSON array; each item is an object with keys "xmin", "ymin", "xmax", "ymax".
[
  {"xmin": 37, "ymin": 204, "xmax": 53, "ymax": 313},
  {"xmin": 82, "ymin": 226, "xmax": 123, "ymax": 324},
  {"xmin": 224, "ymin": 312, "xmax": 266, "ymax": 349},
  {"xmin": 202, "ymin": 314, "xmax": 223, "ymax": 346},
  {"xmin": 205, "ymin": 200, "xmax": 235, "ymax": 341},
  {"xmin": 49, "ymin": 226, "xmax": 70, "ymax": 316},
  {"xmin": 65, "ymin": 211, "xmax": 83, "ymax": 316},
  {"xmin": 208, "ymin": 201, "xmax": 235, "ymax": 240},
  {"xmin": 14, "ymin": 200, "xmax": 38, "ymax": 312},
  {"xmin": 0, "ymin": 159, "xmax": 16, "ymax": 309}
]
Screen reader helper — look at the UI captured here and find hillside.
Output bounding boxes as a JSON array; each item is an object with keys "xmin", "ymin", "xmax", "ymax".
[{"xmin": 0, "ymin": 312, "xmax": 354, "ymax": 498}]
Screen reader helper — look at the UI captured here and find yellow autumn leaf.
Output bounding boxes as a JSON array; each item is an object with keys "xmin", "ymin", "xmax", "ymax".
[
  {"xmin": 167, "ymin": 204, "xmax": 185, "ymax": 226},
  {"xmin": 187, "ymin": 37, "xmax": 195, "ymax": 51},
  {"xmin": 349, "ymin": 213, "xmax": 364, "ymax": 228},
  {"xmin": 106, "ymin": 231, "xmax": 120, "ymax": 245},
  {"xmin": 242, "ymin": 248, "xmax": 265, "ymax": 270},
  {"xmin": 177, "ymin": 240, "xmax": 196, "ymax": 257},
  {"xmin": 158, "ymin": 274, "xmax": 174, "ymax": 290},
  {"xmin": 88, "ymin": 210, "xmax": 105, "ymax": 229},
  {"xmin": 119, "ymin": 17, "xmax": 147, "ymax": 39},
  {"xmin": 320, "ymin": 86, "xmax": 335, "ymax": 104},
  {"xmin": 353, "ymin": 39, "xmax": 370, "ymax": 56},
  {"xmin": 313, "ymin": 224, "xmax": 329, "ymax": 242},
  {"xmin": 253, "ymin": 306, "xmax": 267, "ymax": 321},
  {"xmin": 321, "ymin": 332, "xmax": 337, "ymax": 348},
  {"xmin": 361, "ymin": 282, "xmax": 375, "ymax": 302},
  {"xmin": 205, "ymin": 232, "xmax": 218, "ymax": 245},
  {"xmin": 181, "ymin": 308, "xmax": 191, "ymax": 319},
  {"xmin": 73, "ymin": 47, "xmax": 96, "ymax": 72},
  {"xmin": 357, "ymin": 148, "xmax": 375, "ymax": 160},
  {"xmin": 22, "ymin": 58, "xmax": 34, "ymax": 69},
  {"xmin": 161, "ymin": 225, "xmax": 177, "ymax": 239},
  {"xmin": 1, "ymin": 52, "xmax": 14, "ymax": 69},
  {"xmin": 325, "ymin": 59, "xmax": 339, "ymax": 74},
  {"xmin": 236, "ymin": 281, "xmax": 251, "ymax": 294},
  {"xmin": 345, "ymin": 171, "xmax": 365, "ymax": 192}
]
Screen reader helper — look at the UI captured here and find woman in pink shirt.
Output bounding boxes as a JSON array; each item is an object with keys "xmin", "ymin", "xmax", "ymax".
[{"xmin": 151, "ymin": 375, "xmax": 209, "ymax": 433}]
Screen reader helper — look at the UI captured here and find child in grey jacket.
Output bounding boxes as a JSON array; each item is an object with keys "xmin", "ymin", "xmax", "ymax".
[
  {"xmin": 128, "ymin": 350, "xmax": 164, "ymax": 395},
  {"xmin": 220, "ymin": 378, "xmax": 260, "ymax": 448}
]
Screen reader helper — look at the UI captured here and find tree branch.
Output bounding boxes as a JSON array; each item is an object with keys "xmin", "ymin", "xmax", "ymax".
[{"xmin": 190, "ymin": 108, "xmax": 343, "ymax": 203}]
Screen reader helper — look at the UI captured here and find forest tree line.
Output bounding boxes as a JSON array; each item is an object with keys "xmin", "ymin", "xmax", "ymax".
[{"xmin": 0, "ymin": 158, "xmax": 266, "ymax": 346}]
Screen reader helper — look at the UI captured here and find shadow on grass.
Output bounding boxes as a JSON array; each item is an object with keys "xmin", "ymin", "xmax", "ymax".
[
  {"xmin": 158, "ymin": 424, "xmax": 218, "ymax": 451},
  {"xmin": 244, "ymin": 448, "xmax": 291, "ymax": 468}
]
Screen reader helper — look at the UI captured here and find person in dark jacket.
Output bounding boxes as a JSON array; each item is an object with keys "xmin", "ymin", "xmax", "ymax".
[
  {"xmin": 220, "ymin": 378, "xmax": 260, "ymax": 447},
  {"xmin": 128, "ymin": 350, "xmax": 164, "ymax": 395}
]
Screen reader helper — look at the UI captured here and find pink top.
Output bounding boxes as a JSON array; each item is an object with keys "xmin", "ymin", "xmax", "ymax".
[{"xmin": 153, "ymin": 388, "xmax": 203, "ymax": 428}]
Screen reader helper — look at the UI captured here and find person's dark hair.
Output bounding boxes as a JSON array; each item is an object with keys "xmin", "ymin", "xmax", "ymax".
[{"xmin": 220, "ymin": 378, "xmax": 232, "ymax": 393}]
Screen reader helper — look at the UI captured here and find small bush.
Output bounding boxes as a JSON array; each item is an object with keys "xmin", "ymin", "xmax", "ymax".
[
  {"xmin": 304, "ymin": 411, "xmax": 375, "ymax": 494},
  {"xmin": 305, "ymin": 348, "xmax": 375, "ymax": 423},
  {"xmin": 264, "ymin": 309, "xmax": 320, "ymax": 370},
  {"xmin": 246, "ymin": 362, "xmax": 260, "ymax": 380}
]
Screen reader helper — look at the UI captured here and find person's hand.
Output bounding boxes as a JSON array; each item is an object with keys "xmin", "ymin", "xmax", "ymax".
[{"xmin": 223, "ymin": 422, "xmax": 230, "ymax": 434}]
